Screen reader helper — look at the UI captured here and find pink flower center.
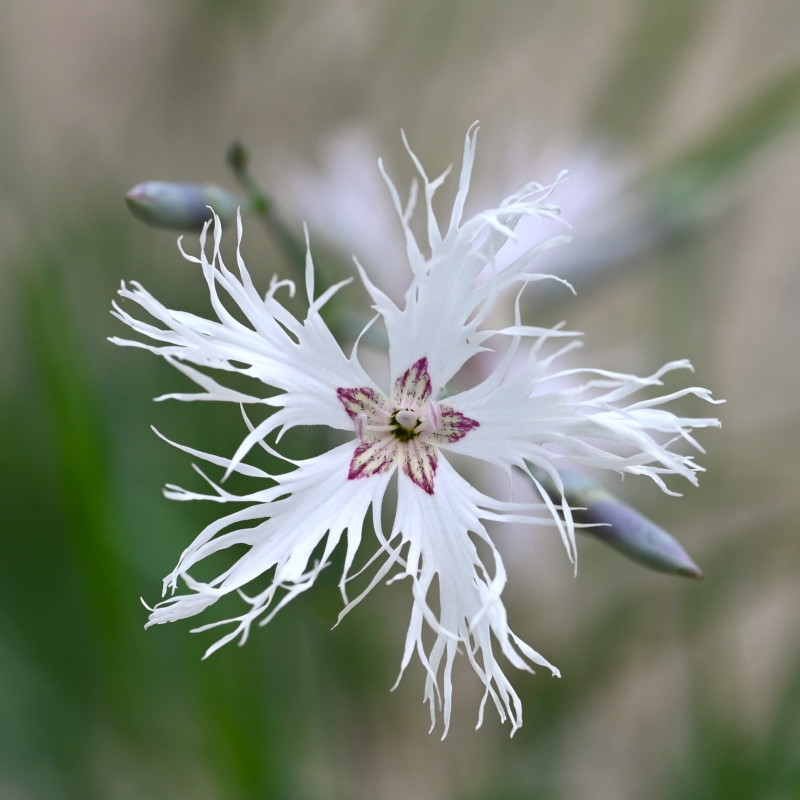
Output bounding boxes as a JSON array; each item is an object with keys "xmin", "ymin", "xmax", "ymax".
[{"xmin": 336, "ymin": 357, "xmax": 479, "ymax": 494}]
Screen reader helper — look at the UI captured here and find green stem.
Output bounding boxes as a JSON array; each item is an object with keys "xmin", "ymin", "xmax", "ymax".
[{"xmin": 226, "ymin": 141, "xmax": 310, "ymax": 275}]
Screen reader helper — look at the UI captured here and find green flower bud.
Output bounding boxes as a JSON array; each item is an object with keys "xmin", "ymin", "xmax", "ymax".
[{"xmin": 125, "ymin": 182, "xmax": 243, "ymax": 231}]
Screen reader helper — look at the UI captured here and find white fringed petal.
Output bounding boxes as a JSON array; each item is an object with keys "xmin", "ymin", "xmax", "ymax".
[
  {"xmin": 111, "ymin": 210, "xmax": 375, "ymax": 436},
  {"xmin": 373, "ymin": 125, "xmax": 571, "ymax": 387},
  {"xmin": 391, "ymin": 458, "xmax": 559, "ymax": 736},
  {"xmin": 148, "ymin": 444, "xmax": 392, "ymax": 656}
]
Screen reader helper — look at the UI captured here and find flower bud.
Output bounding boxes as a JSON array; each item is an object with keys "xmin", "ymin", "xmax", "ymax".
[
  {"xmin": 539, "ymin": 468, "xmax": 704, "ymax": 578},
  {"xmin": 125, "ymin": 182, "xmax": 242, "ymax": 231}
]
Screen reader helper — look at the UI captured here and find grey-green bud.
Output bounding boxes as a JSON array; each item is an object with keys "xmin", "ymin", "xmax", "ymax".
[
  {"xmin": 125, "ymin": 182, "xmax": 243, "ymax": 231},
  {"xmin": 534, "ymin": 467, "xmax": 704, "ymax": 579}
]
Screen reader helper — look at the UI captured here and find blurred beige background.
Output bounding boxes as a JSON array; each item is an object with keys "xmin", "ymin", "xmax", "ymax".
[{"xmin": 2, "ymin": 1, "xmax": 800, "ymax": 798}]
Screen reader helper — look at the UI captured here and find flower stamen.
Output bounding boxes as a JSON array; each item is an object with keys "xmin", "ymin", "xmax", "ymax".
[
  {"xmin": 354, "ymin": 412, "xmax": 368, "ymax": 442},
  {"xmin": 426, "ymin": 400, "xmax": 442, "ymax": 433}
]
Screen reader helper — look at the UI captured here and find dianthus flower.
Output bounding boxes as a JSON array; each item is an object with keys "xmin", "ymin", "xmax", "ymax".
[{"xmin": 111, "ymin": 125, "xmax": 721, "ymax": 735}]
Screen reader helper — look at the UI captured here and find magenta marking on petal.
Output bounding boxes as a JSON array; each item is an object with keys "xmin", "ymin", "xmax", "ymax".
[
  {"xmin": 337, "ymin": 386, "xmax": 381, "ymax": 420},
  {"xmin": 432, "ymin": 407, "xmax": 480, "ymax": 444},
  {"xmin": 393, "ymin": 357, "xmax": 432, "ymax": 407},
  {"xmin": 348, "ymin": 439, "xmax": 396, "ymax": 480},
  {"xmin": 402, "ymin": 440, "xmax": 438, "ymax": 495}
]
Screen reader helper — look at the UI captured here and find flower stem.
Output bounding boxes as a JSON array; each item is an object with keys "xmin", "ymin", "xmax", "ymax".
[{"xmin": 226, "ymin": 141, "xmax": 309, "ymax": 274}]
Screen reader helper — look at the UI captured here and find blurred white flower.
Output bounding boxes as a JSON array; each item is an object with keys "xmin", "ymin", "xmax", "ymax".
[
  {"xmin": 111, "ymin": 125, "xmax": 721, "ymax": 736},
  {"xmin": 278, "ymin": 126, "xmax": 408, "ymax": 296}
]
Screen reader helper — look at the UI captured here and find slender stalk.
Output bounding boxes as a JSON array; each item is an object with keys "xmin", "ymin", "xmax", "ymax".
[{"xmin": 226, "ymin": 141, "xmax": 309, "ymax": 274}]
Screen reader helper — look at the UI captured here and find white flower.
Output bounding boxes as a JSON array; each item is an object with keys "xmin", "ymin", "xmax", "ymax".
[
  {"xmin": 278, "ymin": 126, "xmax": 407, "ymax": 289},
  {"xmin": 111, "ymin": 124, "xmax": 722, "ymax": 736}
]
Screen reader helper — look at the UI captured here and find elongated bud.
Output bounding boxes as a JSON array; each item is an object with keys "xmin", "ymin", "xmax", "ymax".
[
  {"xmin": 535, "ymin": 467, "xmax": 704, "ymax": 579},
  {"xmin": 125, "ymin": 182, "xmax": 243, "ymax": 231}
]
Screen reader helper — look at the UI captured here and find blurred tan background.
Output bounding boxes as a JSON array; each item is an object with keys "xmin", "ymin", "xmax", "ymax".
[{"xmin": 2, "ymin": 1, "xmax": 800, "ymax": 798}]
